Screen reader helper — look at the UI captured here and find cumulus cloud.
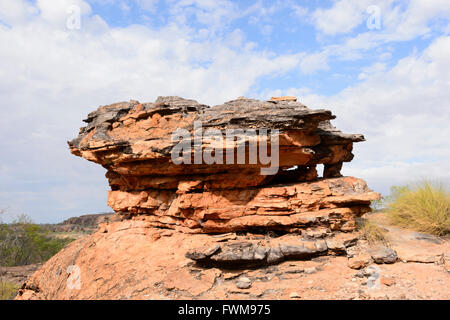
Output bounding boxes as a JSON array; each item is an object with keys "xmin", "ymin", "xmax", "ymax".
[
  {"xmin": 311, "ymin": 0, "xmax": 376, "ymax": 35},
  {"xmin": 299, "ymin": 51, "xmax": 329, "ymax": 74},
  {"xmin": 310, "ymin": 0, "xmax": 450, "ymax": 41},
  {"xmin": 37, "ymin": 0, "xmax": 92, "ymax": 25},
  {"xmin": 291, "ymin": 0, "xmax": 450, "ymax": 78},
  {"xmin": 166, "ymin": 0, "xmax": 239, "ymax": 33},
  {"xmin": 0, "ymin": 0, "xmax": 38, "ymax": 25},
  {"xmin": 135, "ymin": 0, "xmax": 160, "ymax": 12}
]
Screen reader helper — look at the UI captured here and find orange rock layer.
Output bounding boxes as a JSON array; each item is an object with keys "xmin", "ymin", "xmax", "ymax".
[{"xmin": 108, "ymin": 177, "xmax": 378, "ymax": 234}]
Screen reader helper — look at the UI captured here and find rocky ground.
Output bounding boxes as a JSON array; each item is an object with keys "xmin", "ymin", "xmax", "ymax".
[
  {"xmin": 1, "ymin": 264, "xmax": 42, "ymax": 288},
  {"xmin": 16, "ymin": 212, "xmax": 449, "ymax": 300}
]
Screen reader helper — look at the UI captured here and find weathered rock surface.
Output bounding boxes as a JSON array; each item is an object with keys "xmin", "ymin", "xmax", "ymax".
[
  {"xmin": 108, "ymin": 176, "xmax": 377, "ymax": 234},
  {"xmin": 68, "ymin": 96, "xmax": 378, "ymax": 234},
  {"xmin": 369, "ymin": 246, "xmax": 398, "ymax": 264},
  {"xmin": 185, "ymin": 232, "xmax": 358, "ymax": 268},
  {"xmin": 15, "ymin": 219, "xmax": 450, "ymax": 300}
]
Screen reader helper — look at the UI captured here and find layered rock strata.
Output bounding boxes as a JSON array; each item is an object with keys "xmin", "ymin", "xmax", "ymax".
[
  {"xmin": 69, "ymin": 96, "xmax": 379, "ymax": 234},
  {"xmin": 186, "ymin": 232, "xmax": 359, "ymax": 268}
]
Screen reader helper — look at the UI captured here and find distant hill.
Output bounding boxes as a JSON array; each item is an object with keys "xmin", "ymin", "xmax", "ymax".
[{"xmin": 40, "ymin": 213, "xmax": 115, "ymax": 234}]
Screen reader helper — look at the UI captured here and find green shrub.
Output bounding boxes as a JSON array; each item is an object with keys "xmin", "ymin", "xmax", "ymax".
[
  {"xmin": 386, "ymin": 181, "xmax": 450, "ymax": 236},
  {"xmin": 0, "ymin": 214, "xmax": 74, "ymax": 266}
]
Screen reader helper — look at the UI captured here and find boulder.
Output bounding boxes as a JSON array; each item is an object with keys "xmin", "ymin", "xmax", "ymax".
[{"xmin": 370, "ymin": 246, "xmax": 398, "ymax": 264}]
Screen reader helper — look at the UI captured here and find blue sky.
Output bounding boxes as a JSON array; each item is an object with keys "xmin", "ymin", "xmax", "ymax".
[{"xmin": 0, "ymin": 0, "xmax": 449, "ymax": 223}]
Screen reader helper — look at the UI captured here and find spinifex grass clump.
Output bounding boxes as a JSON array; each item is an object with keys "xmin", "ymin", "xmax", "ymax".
[
  {"xmin": 0, "ymin": 281, "xmax": 18, "ymax": 300},
  {"xmin": 356, "ymin": 218, "xmax": 389, "ymax": 245},
  {"xmin": 386, "ymin": 181, "xmax": 450, "ymax": 236}
]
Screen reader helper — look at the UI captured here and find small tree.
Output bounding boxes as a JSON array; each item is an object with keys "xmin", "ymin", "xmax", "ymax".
[
  {"xmin": 0, "ymin": 209, "xmax": 75, "ymax": 299},
  {"xmin": 0, "ymin": 208, "xmax": 19, "ymax": 300}
]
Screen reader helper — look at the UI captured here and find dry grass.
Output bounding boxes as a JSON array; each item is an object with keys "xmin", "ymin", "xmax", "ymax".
[
  {"xmin": 0, "ymin": 281, "xmax": 18, "ymax": 300},
  {"xmin": 356, "ymin": 218, "xmax": 389, "ymax": 246},
  {"xmin": 386, "ymin": 181, "xmax": 450, "ymax": 236}
]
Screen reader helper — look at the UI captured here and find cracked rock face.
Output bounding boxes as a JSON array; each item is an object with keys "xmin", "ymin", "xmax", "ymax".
[
  {"xmin": 68, "ymin": 96, "xmax": 379, "ymax": 234},
  {"xmin": 185, "ymin": 232, "xmax": 358, "ymax": 269}
]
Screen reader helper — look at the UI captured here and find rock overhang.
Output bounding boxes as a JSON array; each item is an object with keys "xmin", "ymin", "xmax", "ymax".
[{"xmin": 68, "ymin": 96, "xmax": 380, "ymax": 234}]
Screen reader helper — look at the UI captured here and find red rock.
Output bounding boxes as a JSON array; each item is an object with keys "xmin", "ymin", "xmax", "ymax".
[
  {"xmin": 380, "ymin": 276, "xmax": 396, "ymax": 286},
  {"xmin": 348, "ymin": 254, "xmax": 372, "ymax": 269},
  {"xmin": 270, "ymin": 96, "xmax": 298, "ymax": 102}
]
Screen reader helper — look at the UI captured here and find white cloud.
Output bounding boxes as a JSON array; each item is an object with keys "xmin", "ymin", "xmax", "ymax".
[
  {"xmin": 136, "ymin": 0, "xmax": 160, "ymax": 12},
  {"xmin": 299, "ymin": 51, "xmax": 329, "ymax": 74},
  {"xmin": 310, "ymin": 0, "xmax": 450, "ymax": 41},
  {"xmin": 311, "ymin": 0, "xmax": 377, "ymax": 35},
  {"xmin": 357, "ymin": 62, "xmax": 386, "ymax": 79},
  {"xmin": 289, "ymin": 0, "xmax": 450, "ymax": 76},
  {"xmin": 344, "ymin": 161, "xmax": 450, "ymax": 196},
  {"xmin": 382, "ymin": 0, "xmax": 450, "ymax": 41},
  {"xmin": 166, "ymin": 0, "xmax": 239, "ymax": 33},
  {"xmin": 223, "ymin": 28, "xmax": 245, "ymax": 48},
  {"xmin": 36, "ymin": 0, "xmax": 92, "ymax": 25},
  {"xmin": 0, "ymin": 0, "xmax": 38, "ymax": 25}
]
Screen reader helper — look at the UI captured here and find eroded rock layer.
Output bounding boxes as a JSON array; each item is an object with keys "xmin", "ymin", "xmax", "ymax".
[{"xmin": 69, "ymin": 96, "xmax": 379, "ymax": 234}]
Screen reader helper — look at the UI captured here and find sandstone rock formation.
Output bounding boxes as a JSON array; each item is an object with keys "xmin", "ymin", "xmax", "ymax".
[
  {"xmin": 68, "ymin": 96, "xmax": 378, "ymax": 235},
  {"xmin": 16, "ymin": 96, "xmax": 388, "ymax": 300}
]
